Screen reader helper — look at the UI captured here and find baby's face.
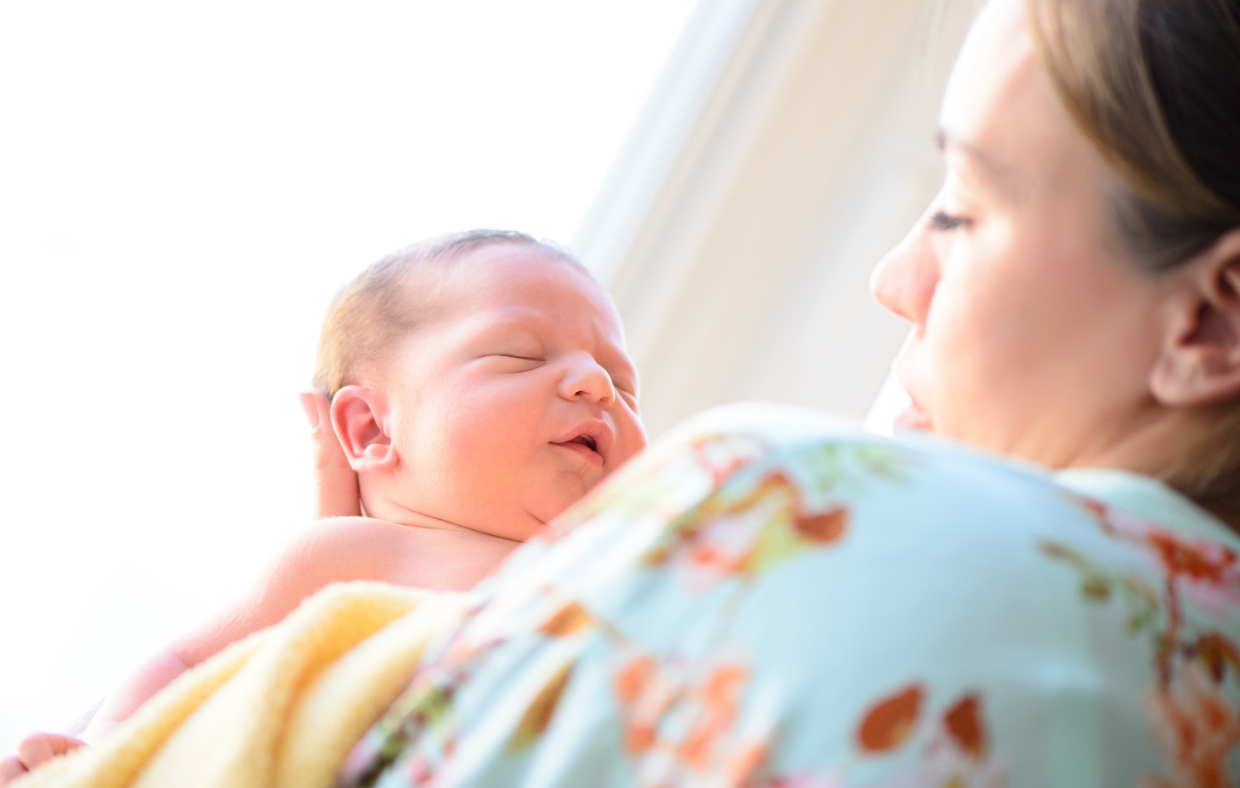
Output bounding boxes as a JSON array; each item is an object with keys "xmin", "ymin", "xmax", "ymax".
[{"xmin": 378, "ymin": 244, "xmax": 646, "ymax": 541}]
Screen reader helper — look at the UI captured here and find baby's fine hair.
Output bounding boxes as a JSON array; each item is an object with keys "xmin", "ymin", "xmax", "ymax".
[{"xmin": 313, "ymin": 230, "xmax": 586, "ymax": 398}]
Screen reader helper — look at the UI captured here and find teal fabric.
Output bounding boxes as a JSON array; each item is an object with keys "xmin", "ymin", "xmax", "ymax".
[{"xmin": 340, "ymin": 403, "xmax": 1240, "ymax": 787}]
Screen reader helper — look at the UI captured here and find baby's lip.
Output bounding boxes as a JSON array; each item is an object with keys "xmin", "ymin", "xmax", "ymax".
[{"xmin": 551, "ymin": 420, "xmax": 613, "ymax": 465}]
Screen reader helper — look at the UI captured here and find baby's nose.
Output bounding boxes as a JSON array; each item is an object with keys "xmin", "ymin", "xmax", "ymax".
[{"xmin": 560, "ymin": 358, "xmax": 616, "ymax": 407}]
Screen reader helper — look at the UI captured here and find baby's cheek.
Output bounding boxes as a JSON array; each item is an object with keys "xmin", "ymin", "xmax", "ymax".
[{"xmin": 613, "ymin": 424, "xmax": 648, "ymax": 467}]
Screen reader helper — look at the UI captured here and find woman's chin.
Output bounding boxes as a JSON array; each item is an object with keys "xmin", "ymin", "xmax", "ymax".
[{"xmin": 893, "ymin": 402, "xmax": 934, "ymax": 431}]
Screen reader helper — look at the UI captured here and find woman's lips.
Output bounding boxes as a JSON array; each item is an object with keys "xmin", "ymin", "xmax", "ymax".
[{"xmin": 893, "ymin": 401, "xmax": 933, "ymax": 430}]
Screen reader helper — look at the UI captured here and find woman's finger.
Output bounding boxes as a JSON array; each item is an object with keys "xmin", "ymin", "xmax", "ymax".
[{"xmin": 300, "ymin": 391, "xmax": 362, "ymax": 519}]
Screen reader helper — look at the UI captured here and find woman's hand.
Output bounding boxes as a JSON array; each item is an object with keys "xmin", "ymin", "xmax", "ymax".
[
  {"xmin": 0, "ymin": 733, "xmax": 85, "ymax": 786},
  {"xmin": 300, "ymin": 390, "xmax": 361, "ymax": 519}
]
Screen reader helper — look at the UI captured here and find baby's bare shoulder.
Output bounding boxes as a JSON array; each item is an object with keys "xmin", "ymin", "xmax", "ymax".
[
  {"xmin": 286, "ymin": 517, "xmax": 515, "ymax": 592},
  {"xmin": 287, "ymin": 517, "xmax": 432, "ymax": 571}
]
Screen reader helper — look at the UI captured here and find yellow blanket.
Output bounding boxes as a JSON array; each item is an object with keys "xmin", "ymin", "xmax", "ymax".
[{"xmin": 18, "ymin": 582, "xmax": 470, "ymax": 788}]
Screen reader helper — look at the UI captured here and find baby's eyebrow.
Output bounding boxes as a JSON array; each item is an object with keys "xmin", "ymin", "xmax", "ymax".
[{"xmin": 470, "ymin": 312, "xmax": 544, "ymax": 336}]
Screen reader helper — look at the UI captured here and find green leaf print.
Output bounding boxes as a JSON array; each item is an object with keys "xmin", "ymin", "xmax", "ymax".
[{"xmin": 1039, "ymin": 541, "xmax": 1116, "ymax": 602}]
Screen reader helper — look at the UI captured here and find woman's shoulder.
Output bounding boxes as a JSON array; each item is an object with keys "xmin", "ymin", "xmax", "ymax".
[
  {"xmin": 643, "ymin": 401, "xmax": 1231, "ymax": 546},
  {"xmin": 572, "ymin": 401, "xmax": 1233, "ymax": 621},
  {"xmin": 596, "ymin": 402, "xmax": 1089, "ymax": 550},
  {"xmin": 364, "ymin": 403, "xmax": 1240, "ymax": 786}
]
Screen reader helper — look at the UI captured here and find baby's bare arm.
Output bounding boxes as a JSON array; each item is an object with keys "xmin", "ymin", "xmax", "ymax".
[
  {"xmin": 81, "ymin": 651, "xmax": 192, "ymax": 741},
  {"xmin": 76, "ymin": 519, "xmax": 517, "ymax": 737},
  {"xmin": 70, "ymin": 520, "xmax": 399, "ymax": 737},
  {"xmin": 0, "ymin": 518, "xmax": 520, "ymax": 781}
]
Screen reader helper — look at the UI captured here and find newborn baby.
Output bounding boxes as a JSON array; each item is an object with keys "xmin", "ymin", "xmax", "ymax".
[{"xmin": 2, "ymin": 230, "xmax": 645, "ymax": 783}]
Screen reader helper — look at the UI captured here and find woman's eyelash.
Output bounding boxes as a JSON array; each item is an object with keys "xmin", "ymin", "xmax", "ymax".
[{"xmin": 928, "ymin": 210, "xmax": 967, "ymax": 231}]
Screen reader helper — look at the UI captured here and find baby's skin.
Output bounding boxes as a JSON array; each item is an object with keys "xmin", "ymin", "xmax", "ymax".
[{"xmin": 1, "ymin": 242, "xmax": 645, "ymax": 784}]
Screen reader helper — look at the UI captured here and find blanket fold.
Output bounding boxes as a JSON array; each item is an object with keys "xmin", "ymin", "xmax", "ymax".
[{"xmin": 18, "ymin": 582, "xmax": 469, "ymax": 788}]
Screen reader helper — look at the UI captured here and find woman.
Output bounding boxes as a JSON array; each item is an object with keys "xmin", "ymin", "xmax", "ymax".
[
  {"xmin": 318, "ymin": 0, "xmax": 1240, "ymax": 785},
  {"xmin": 9, "ymin": 0, "xmax": 1237, "ymax": 785}
]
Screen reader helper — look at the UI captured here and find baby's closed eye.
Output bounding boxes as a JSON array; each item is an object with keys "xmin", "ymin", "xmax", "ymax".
[{"xmin": 484, "ymin": 353, "xmax": 546, "ymax": 370}]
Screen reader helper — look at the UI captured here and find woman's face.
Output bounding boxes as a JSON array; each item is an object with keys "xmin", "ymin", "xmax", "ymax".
[{"xmin": 871, "ymin": 0, "xmax": 1169, "ymax": 468}]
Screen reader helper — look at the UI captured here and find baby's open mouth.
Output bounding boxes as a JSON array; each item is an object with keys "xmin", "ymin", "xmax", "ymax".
[
  {"xmin": 553, "ymin": 422, "xmax": 610, "ymax": 464},
  {"xmin": 565, "ymin": 434, "xmax": 598, "ymax": 453}
]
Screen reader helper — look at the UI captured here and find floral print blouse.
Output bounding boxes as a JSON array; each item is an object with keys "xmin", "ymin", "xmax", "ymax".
[{"xmin": 337, "ymin": 403, "xmax": 1240, "ymax": 788}]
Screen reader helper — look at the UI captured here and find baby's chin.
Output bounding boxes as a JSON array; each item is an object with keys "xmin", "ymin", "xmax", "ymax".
[{"xmin": 520, "ymin": 477, "xmax": 598, "ymax": 536}]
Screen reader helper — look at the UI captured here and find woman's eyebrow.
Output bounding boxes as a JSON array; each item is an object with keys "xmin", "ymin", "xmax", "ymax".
[
  {"xmin": 935, "ymin": 128, "xmax": 1017, "ymax": 188},
  {"xmin": 932, "ymin": 124, "xmax": 1021, "ymax": 202}
]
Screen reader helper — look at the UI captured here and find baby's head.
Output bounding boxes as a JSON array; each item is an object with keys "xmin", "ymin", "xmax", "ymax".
[{"xmin": 315, "ymin": 230, "xmax": 646, "ymax": 540}]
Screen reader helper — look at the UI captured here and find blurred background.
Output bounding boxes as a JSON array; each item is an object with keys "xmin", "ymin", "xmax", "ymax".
[{"xmin": 0, "ymin": 0, "xmax": 981, "ymax": 751}]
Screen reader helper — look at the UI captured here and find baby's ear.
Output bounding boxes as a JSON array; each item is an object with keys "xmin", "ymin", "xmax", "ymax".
[{"xmin": 329, "ymin": 386, "xmax": 397, "ymax": 474}]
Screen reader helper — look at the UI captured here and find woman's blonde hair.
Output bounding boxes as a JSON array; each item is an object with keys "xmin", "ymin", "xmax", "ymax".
[{"xmin": 1027, "ymin": 0, "xmax": 1240, "ymax": 519}]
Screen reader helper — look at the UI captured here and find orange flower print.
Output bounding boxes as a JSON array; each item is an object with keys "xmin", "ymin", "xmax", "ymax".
[
  {"xmin": 793, "ymin": 507, "xmax": 847, "ymax": 544},
  {"xmin": 943, "ymin": 694, "xmax": 987, "ymax": 760},
  {"xmin": 855, "ymin": 688, "xmax": 1007, "ymax": 788},
  {"xmin": 676, "ymin": 665, "xmax": 747, "ymax": 768},
  {"xmin": 1146, "ymin": 532, "xmax": 1238, "ymax": 585},
  {"xmin": 614, "ymin": 655, "xmax": 663, "ymax": 754},
  {"xmin": 610, "ymin": 649, "xmax": 768, "ymax": 787},
  {"xmin": 539, "ymin": 602, "xmax": 593, "ymax": 637},
  {"xmin": 616, "ymin": 655, "xmax": 659, "ymax": 705},
  {"xmin": 547, "ymin": 432, "xmax": 770, "ymax": 542},
  {"xmin": 1143, "ymin": 662, "xmax": 1240, "ymax": 788},
  {"xmin": 857, "ymin": 684, "xmax": 924, "ymax": 754},
  {"xmin": 1146, "ymin": 531, "xmax": 1240, "ymax": 621},
  {"xmin": 1053, "ymin": 497, "xmax": 1240, "ymax": 785},
  {"xmin": 644, "ymin": 471, "xmax": 849, "ymax": 591},
  {"xmin": 690, "ymin": 433, "xmax": 773, "ymax": 487},
  {"xmin": 1085, "ymin": 500, "xmax": 1240, "ymax": 618}
]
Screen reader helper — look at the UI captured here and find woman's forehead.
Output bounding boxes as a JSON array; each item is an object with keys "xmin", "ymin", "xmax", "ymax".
[
  {"xmin": 938, "ymin": 0, "xmax": 1105, "ymax": 202},
  {"xmin": 940, "ymin": 2, "xmax": 1037, "ymax": 164}
]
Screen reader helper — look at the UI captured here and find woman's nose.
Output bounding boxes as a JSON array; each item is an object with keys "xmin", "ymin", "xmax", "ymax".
[
  {"xmin": 559, "ymin": 357, "xmax": 617, "ymax": 407},
  {"xmin": 870, "ymin": 223, "xmax": 939, "ymax": 328}
]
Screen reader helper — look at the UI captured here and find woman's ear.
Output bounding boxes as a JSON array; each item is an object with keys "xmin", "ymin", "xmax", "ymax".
[
  {"xmin": 1151, "ymin": 227, "xmax": 1240, "ymax": 407},
  {"xmin": 329, "ymin": 385, "xmax": 397, "ymax": 474}
]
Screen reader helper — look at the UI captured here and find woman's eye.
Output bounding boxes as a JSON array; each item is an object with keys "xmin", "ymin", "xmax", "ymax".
[{"xmin": 928, "ymin": 210, "xmax": 967, "ymax": 232}]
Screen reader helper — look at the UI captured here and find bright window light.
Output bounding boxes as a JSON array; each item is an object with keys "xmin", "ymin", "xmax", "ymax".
[{"xmin": 0, "ymin": 0, "xmax": 697, "ymax": 751}]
